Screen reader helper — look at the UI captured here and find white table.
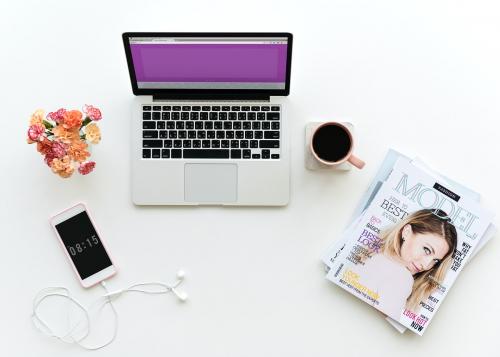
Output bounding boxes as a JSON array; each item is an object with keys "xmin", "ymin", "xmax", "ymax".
[{"xmin": 1, "ymin": 1, "xmax": 499, "ymax": 356}]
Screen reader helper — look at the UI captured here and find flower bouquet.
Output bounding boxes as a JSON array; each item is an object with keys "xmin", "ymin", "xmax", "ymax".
[{"xmin": 27, "ymin": 105, "xmax": 102, "ymax": 178}]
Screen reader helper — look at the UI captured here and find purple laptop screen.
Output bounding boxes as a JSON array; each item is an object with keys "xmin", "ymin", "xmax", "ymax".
[{"xmin": 129, "ymin": 37, "xmax": 288, "ymax": 90}]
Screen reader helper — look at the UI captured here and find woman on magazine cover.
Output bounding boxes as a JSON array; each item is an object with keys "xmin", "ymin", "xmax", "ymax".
[{"xmin": 355, "ymin": 209, "xmax": 457, "ymax": 318}]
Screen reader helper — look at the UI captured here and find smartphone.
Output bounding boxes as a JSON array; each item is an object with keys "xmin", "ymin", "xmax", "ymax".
[{"xmin": 50, "ymin": 203, "xmax": 117, "ymax": 288}]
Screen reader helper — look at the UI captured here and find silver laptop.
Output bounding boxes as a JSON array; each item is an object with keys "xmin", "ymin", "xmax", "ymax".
[{"xmin": 123, "ymin": 32, "xmax": 293, "ymax": 205}]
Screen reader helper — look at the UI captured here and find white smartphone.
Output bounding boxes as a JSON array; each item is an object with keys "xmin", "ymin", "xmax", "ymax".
[{"xmin": 50, "ymin": 203, "xmax": 117, "ymax": 288}]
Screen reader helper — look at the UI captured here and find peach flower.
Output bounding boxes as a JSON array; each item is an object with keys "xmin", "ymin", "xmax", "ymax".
[
  {"xmin": 85, "ymin": 123, "xmax": 101, "ymax": 144},
  {"xmin": 67, "ymin": 140, "xmax": 90, "ymax": 163},
  {"xmin": 50, "ymin": 155, "xmax": 74, "ymax": 178},
  {"xmin": 29, "ymin": 109, "xmax": 45, "ymax": 126},
  {"xmin": 53, "ymin": 126, "xmax": 80, "ymax": 144},
  {"xmin": 62, "ymin": 110, "xmax": 83, "ymax": 129},
  {"xmin": 36, "ymin": 137, "xmax": 53, "ymax": 155}
]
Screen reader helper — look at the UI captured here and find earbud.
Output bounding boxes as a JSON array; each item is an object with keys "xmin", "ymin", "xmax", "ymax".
[
  {"xmin": 176, "ymin": 270, "xmax": 186, "ymax": 280},
  {"xmin": 172, "ymin": 289, "xmax": 188, "ymax": 302}
]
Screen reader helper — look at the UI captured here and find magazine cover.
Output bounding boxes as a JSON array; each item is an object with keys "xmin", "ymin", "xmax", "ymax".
[{"xmin": 326, "ymin": 158, "xmax": 493, "ymax": 335}]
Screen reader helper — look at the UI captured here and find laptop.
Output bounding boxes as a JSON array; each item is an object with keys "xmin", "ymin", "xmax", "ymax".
[{"xmin": 122, "ymin": 32, "xmax": 293, "ymax": 205}]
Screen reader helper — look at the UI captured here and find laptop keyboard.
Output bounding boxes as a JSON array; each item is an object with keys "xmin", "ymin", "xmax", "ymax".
[{"xmin": 141, "ymin": 104, "xmax": 281, "ymax": 160}]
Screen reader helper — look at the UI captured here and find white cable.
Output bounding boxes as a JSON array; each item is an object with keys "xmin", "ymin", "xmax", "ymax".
[{"xmin": 31, "ymin": 270, "xmax": 188, "ymax": 350}]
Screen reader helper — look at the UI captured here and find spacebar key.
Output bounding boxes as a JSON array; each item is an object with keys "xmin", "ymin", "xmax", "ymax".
[{"xmin": 183, "ymin": 149, "xmax": 230, "ymax": 159}]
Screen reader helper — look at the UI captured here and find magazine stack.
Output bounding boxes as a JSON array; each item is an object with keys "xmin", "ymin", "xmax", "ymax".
[{"xmin": 322, "ymin": 149, "xmax": 496, "ymax": 335}]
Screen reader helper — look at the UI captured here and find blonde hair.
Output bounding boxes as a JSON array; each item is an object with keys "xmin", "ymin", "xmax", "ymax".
[{"xmin": 377, "ymin": 209, "xmax": 457, "ymax": 311}]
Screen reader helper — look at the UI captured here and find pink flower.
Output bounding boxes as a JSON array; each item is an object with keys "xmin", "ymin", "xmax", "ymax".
[
  {"xmin": 78, "ymin": 161, "xmax": 96, "ymax": 175},
  {"xmin": 47, "ymin": 108, "xmax": 67, "ymax": 123},
  {"xmin": 83, "ymin": 105, "xmax": 102, "ymax": 121},
  {"xmin": 51, "ymin": 140, "xmax": 67, "ymax": 158},
  {"xmin": 44, "ymin": 152, "xmax": 57, "ymax": 166},
  {"xmin": 27, "ymin": 124, "xmax": 45, "ymax": 141}
]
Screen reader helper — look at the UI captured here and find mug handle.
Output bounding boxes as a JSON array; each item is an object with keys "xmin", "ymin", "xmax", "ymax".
[{"xmin": 348, "ymin": 154, "xmax": 365, "ymax": 169}]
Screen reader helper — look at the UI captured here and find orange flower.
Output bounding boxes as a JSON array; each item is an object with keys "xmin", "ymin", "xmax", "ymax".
[
  {"xmin": 36, "ymin": 136, "xmax": 53, "ymax": 155},
  {"xmin": 85, "ymin": 123, "xmax": 101, "ymax": 144},
  {"xmin": 53, "ymin": 126, "xmax": 80, "ymax": 144},
  {"xmin": 67, "ymin": 140, "xmax": 90, "ymax": 163},
  {"xmin": 30, "ymin": 109, "xmax": 45, "ymax": 126},
  {"xmin": 62, "ymin": 110, "xmax": 83, "ymax": 129},
  {"xmin": 50, "ymin": 155, "xmax": 74, "ymax": 178}
]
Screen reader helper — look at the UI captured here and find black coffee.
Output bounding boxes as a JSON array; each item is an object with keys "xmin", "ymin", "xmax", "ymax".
[{"xmin": 312, "ymin": 124, "xmax": 351, "ymax": 162}]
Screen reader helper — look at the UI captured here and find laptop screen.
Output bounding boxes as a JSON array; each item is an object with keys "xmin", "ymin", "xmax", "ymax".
[{"xmin": 128, "ymin": 36, "xmax": 289, "ymax": 91}]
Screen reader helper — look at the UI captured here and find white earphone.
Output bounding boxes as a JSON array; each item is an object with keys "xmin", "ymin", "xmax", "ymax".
[{"xmin": 32, "ymin": 270, "xmax": 189, "ymax": 350}]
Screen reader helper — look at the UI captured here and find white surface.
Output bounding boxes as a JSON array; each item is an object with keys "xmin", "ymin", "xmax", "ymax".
[{"xmin": 1, "ymin": 1, "xmax": 499, "ymax": 356}]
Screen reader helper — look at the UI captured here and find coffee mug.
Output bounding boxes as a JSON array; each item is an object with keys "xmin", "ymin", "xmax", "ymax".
[{"xmin": 310, "ymin": 122, "xmax": 365, "ymax": 169}]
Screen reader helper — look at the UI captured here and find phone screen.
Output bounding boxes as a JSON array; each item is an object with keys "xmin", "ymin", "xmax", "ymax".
[{"xmin": 55, "ymin": 210, "xmax": 112, "ymax": 279}]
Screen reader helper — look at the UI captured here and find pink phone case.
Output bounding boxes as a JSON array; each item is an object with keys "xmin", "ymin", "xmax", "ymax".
[{"xmin": 50, "ymin": 203, "xmax": 117, "ymax": 288}]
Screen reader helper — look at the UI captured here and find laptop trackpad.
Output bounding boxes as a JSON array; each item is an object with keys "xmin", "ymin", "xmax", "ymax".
[{"xmin": 184, "ymin": 164, "xmax": 238, "ymax": 203}]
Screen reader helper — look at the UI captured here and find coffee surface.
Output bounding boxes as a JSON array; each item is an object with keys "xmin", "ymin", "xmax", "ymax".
[{"xmin": 312, "ymin": 125, "xmax": 351, "ymax": 162}]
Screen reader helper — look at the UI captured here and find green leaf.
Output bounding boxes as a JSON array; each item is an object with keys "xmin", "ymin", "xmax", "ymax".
[
  {"xmin": 81, "ymin": 117, "xmax": 92, "ymax": 128},
  {"xmin": 43, "ymin": 120, "xmax": 54, "ymax": 129},
  {"xmin": 80, "ymin": 134, "xmax": 86, "ymax": 140}
]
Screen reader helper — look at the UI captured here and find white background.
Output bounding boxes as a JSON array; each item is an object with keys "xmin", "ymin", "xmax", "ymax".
[{"xmin": 1, "ymin": 0, "xmax": 499, "ymax": 356}]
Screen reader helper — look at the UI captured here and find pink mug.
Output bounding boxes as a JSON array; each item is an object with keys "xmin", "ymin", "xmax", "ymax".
[{"xmin": 310, "ymin": 122, "xmax": 365, "ymax": 169}]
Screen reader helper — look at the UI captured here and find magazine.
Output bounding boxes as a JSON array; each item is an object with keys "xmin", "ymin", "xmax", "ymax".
[{"xmin": 325, "ymin": 158, "xmax": 494, "ymax": 335}]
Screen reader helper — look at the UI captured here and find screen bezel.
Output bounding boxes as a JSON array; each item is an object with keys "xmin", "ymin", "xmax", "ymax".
[
  {"xmin": 122, "ymin": 32, "xmax": 293, "ymax": 98},
  {"xmin": 50, "ymin": 204, "xmax": 116, "ymax": 288}
]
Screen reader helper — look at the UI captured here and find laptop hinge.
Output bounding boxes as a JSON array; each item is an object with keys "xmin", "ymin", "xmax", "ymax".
[{"xmin": 152, "ymin": 93, "xmax": 270, "ymax": 102}]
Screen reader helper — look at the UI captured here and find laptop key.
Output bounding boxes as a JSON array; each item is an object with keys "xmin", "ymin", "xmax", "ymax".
[
  {"xmin": 243, "ymin": 122, "xmax": 251, "ymax": 130},
  {"xmin": 251, "ymin": 106, "xmax": 260, "ymax": 111},
  {"xmin": 184, "ymin": 149, "xmax": 229, "ymax": 159},
  {"xmin": 183, "ymin": 140, "xmax": 191, "ymax": 148},
  {"xmin": 176, "ymin": 121, "xmax": 184, "ymax": 129},
  {"xmin": 235, "ymin": 131, "xmax": 244, "ymax": 139},
  {"xmin": 188, "ymin": 131, "xmax": 196, "ymax": 138},
  {"xmin": 153, "ymin": 106, "xmax": 161, "ymax": 111},
  {"xmin": 231, "ymin": 140, "xmax": 239, "ymax": 148},
  {"xmin": 233, "ymin": 122, "xmax": 242, "ymax": 129},
  {"xmin": 202, "ymin": 140, "xmax": 210, "ymax": 148},
  {"xmin": 167, "ymin": 122, "xmax": 175, "ymax": 129},
  {"xmin": 211, "ymin": 140, "xmax": 220, "ymax": 148},
  {"xmin": 152, "ymin": 149, "xmax": 161, "ymax": 158},
  {"xmin": 162, "ymin": 106, "xmax": 171, "ymax": 111},
  {"xmin": 142, "ymin": 149, "xmax": 151, "ymax": 158},
  {"xmin": 162, "ymin": 112, "xmax": 170, "ymax": 120},
  {"xmin": 172, "ymin": 112, "xmax": 180, "ymax": 120},
  {"xmin": 224, "ymin": 122, "xmax": 232, "ymax": 130},
  {"xmin": 211, "ymin": 106, "xmax": 221, "ymax": 111},
  {"xmin": 261, "ymin": 106, "xmax": 270, "ymax": 111},
  {"xmin": 231, "ymin": 149, "xmax": 241, "ymax": 158},
  {"xmin": 195, "ymin": 122, "xmax": 203, "ymax": 129},
  {"xmin": 240, "ymin": 140, "xmax": 249, "ymax": 148},
  {"xmin": 254, "ymin": 131, "xmax": 263, "ymax": 139},
  {"xmin": 161, "ymin": 149, "xmax": 170, "ymax": 158},
  {"xmin": 271, "ymin": 154, "xmax": 280, "ymax": 159},
  {"xmin": 250, "ymin": 140, "xmax": 258, "ymax": 148},
  {"xmin": 214, "ymin": 122, "xmax": 222, "ymax": 130},
  {"xmin": 216, "ymin": 131, "xmax": 224, "ymax": 139},
  {"xmin": 200, "ymin": 112, "xmax": 208, "ymax": 120},
  {"xmin": 228, "ymin": 112, "xmax": 237, "ymax": 120},
  {"xmin": 178, "ymin": 131, "xmax": 187, "ymax": 139},
  {"xmin": 271, "ymin": 106, "xmax": 280, "ymax": 111},
  {"xmin": 171, "ymin": 149, "xmax": 182, "ymax": 158},
  {"xmin": 204, "ymin": 122, "xmax": 213, "ymax": 129},
  {"xmin": 243, "ymin": 149, "xmax": 251, "ymax": 159},
  {"xmin": 267, "ymin": 112, "xmax": 280, "ymax": 120},
  {"xmin": 143, "ymin": 130, "xmax": 158, "ymax": 139},
  {"xmin": 193, "ymin": 140, "xmax": 201, "ymax": 148},
  {"xmin": 181, "ymin": 112, "xmax": 189, "ymax": 120},
  {"xmin": 257, "ymin": 113, "xmax": 265, "ymax": 120},
  {"xmin": 186, "ymin": 121, "xmax": 194, "ymax": 129},
  {"xmin": 242, "ymin": 106, "xmax": 250, "ymax": 111},
  {"xmin": 182, "ymin": 106, "xmax": 191, "ymax": 111},
  {"xmin": 238, "ymin": 113, "xmax": 246, "ymax": 120},
  {"xmin": 159, "ymin": 131, "xmax": 168, "ymax": 139},
  {"xmin": 174, "ymin": 140, "xmax": 182, "ymax": 148},
  {"xmin": 202, "ymin": 106, "xmax": 211, "ymax": 111},
  {"xmin": 252, "ymin": 154, "xmax": 261, "ymax": 159},
  {"xmin": 259, "ymin": 140, "xmax": 280, "ymax": 148},
  {"xmin": 172, "ymin": 106, "xmax": 181, "ymax": 111},
  {"xmin": 190, "ymin": 112, "xmax": 199, "ymax": 120},
  {"xmin": 231, "ymin": 106, "xmax": 240, "ymax": 111},
  {"xmin": 152, "ymin": 112, "xmax": 161, "ymax": 120},
  {"xmin": 222, "ymin": 106, "xmax": 230, "ymax": 111},
  {"xmin": 221, "ymin": 140, "xmax": 229, "ymax": 148},
  {"xmin": 264, "ymin": 131, "xmax": 280, "ymax": 139},
  {"xmin": 262, "ymin": 149, "xmax": 270, "ymax": 159},
  {"xmin": 143, "ymin": 121, "xmax": 155, "ymax": 129},
  {"xmin": 226, "ymin": 131, "xmax": 234, "ymax": 139},
  {"xmin": 197, "ymin": 131, "xmax": 206, "ymax": 139},
  {"xmin": 169, "ymin": 131, "xmax": 177, "ymax": 139},
  {"xmin": 143, "ymin": 112, "xmax": 152, "ymax": 120},
  {"xmin": 156, "ymin": 121, "xmax": 165, "ymax": 129},
  {"xmin": 143, "ymin": 140, "xmax": 162, "ymax": 148},
  {"xmin": 207, "ymin": 131, "xmax": 215, "ymax": 139},
  {"xmin": 220, "ymin": 112, "xmax": 228, "ymax": 120},
  {"xmin": 210, "ymin": 112, "xmax": 218, "ymax": 120},
  {"xmin": 143, "ymin": 106, "xmax": 152, "ymax": 111},
  {"xmin": 164, "ymin": 139, "xmax": 172, "ymax": 148},
  {"xmin": 252, "ymin": 122, "xmax": 261, "ymax": 130},
  {"xmin": 192, "ymin": 106, "xmax": 201, "ymax": 111},
  {"xmin": 248, "ymin": 113, "xmax": 256, "ymax": 120}
]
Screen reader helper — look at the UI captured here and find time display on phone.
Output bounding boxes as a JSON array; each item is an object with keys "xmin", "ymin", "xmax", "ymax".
[
  {"xmin": 55, "ymin": 211, "xmax": 112, "ymax": 280},
  {"xmin": 67, "ymin": 234, "xmax": 100, "ymax": 256}
]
